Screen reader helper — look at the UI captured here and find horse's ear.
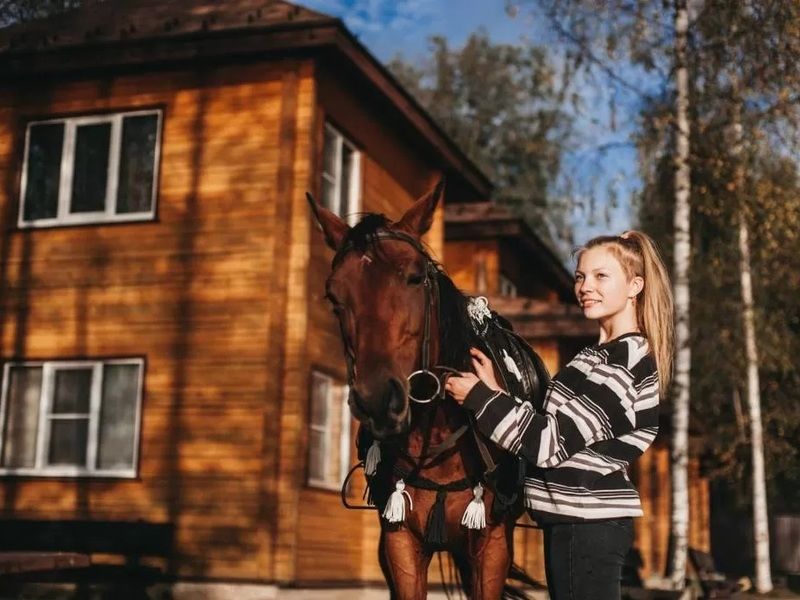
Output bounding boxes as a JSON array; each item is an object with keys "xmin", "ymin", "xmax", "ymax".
[
  {"xmin": 306, "ymin": 192, "xmax": 350, "ymax": 250},
  {"xmin": 396, "ymin": 177, "xmax": 445, "ymax": 236}
]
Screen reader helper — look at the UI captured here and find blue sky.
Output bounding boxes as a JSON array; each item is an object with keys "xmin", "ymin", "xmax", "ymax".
[{"xmin": 300, "ymin": 0, "xmax": 649, "ymax": 254}]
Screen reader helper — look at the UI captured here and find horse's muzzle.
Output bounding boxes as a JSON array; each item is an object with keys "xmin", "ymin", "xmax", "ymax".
[{"xmin": 349, "ymin": 377, "xmax": 410, "ymax": 439}]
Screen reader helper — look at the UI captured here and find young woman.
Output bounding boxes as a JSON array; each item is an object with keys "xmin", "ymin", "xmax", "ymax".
[{"xmin": 445, "ymin": 230, "xmax": 674, "ymax": 600}]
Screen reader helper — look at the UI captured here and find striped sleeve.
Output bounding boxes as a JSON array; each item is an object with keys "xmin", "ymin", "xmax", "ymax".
[{"xmin": 463, "ymin": 343, "xmax": 658, "ymax": 468}]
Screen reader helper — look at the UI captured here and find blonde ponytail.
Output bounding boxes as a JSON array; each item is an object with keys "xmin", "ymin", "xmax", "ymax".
[{"xmin": 578, "ymin": 231, "xmax": 675, "ymax": 397}]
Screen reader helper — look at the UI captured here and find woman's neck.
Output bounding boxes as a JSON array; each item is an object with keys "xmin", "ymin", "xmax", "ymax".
[{"xmin": 597, "ymin": 312, "xmax": 640, "ymax": 345}]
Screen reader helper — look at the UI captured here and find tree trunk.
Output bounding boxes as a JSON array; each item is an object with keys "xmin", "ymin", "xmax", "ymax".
[
  {"xmin": 668, "ymin": 0, "xmax": 691, "ymax": 589},
  {"xmin": 738, "ymin": 218, "xmax": 773, "ymax": 593},
  {"xmin": 730, "ymin": 88, "xmax": 773, "ymax": 594}
]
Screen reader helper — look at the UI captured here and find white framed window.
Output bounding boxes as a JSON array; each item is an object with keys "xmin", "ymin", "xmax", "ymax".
[
  {"xmin": 321, "ymin": 123, "xmax": 361, "ymax": 226},
  {"xmin": 499, "ymin": 274, "xmax": 518, "ymax": 298},
  {"xmin": 0, "ymin": 358, "xmax": 144, "ymax": 478},
  {"xmin": 19, "ymin": 109, "xmax": 162, "ymax": 228},
  {"xmin": 307, "ymin": 370, "xmax": 351, "ymax": 490}
]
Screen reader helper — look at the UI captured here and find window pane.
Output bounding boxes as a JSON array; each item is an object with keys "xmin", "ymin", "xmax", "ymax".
[
  {"xmin": 117, "ymin": 114, "xmax": 157, "ymax": 214},
  {"xmin": 1, "ymin": 366, "xmax": 43, "ymax": 468},
  {"xmin": 97, "ymin": 364, "xmax": 139, "ymax": 470},
  {"xmin": 322, "ymin": 128, "xmax": 337, "ymax": 177},
  {"xmin": 308, "ymin": 430, "xmax": 325, "ymax": 482},
  {"xmin": 310, "ymin": 373, "xmax": 329, "ymax": 426},
  {"xmin": 70, "ymin": 122, "xmax": 111, "ymax": 213},
  {"xmin": 338, "ymin": 386, "xmax": 351, "ymax": 483},
  {"xmin": 339, "ymin": 145, "xmax": 355, "ymax": 217},
  {"xmin": 321, "ymin": 177, "xmax": 337, "ymax": 213},
  {"xmin": 48, "ymin": 418, "xmax": 88, "ymax": 466},
  {"xmin": 24, "ymin": 123, "xmax": 63, "ymax": 221},
  {"xmin": 52, "ymin": 368, "xmax": 92, "ymax": 414}
]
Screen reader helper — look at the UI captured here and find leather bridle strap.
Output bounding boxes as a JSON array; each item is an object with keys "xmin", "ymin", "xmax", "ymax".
[{"xmin": 330, "ymin": 229, "xmax": 440, "ymax": 385}]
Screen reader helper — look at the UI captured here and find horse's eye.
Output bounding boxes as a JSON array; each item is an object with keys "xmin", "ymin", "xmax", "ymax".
[{"xmin": 407, "ymin": 273, "xmax": 425, "ymax": 286}]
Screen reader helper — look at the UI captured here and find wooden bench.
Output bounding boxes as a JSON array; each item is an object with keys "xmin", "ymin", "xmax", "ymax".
[
  {"xmin": 688, "ymin": 547, "xmax": 743, "ymax": 599},
  {"xmin": 0, "ymin": 519, "xmax": 173, "ymax": 583}
]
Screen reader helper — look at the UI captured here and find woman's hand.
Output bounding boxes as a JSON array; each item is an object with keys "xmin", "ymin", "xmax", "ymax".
[
  {"xmin": 470, "ymin": 347, "xmax": 502, "ymax": 392},
  {"xmin": 444, "ymin": 372, "xmax": 480, "ymax": 404},
  {"xmin": 444, "ymin": 347, "xmax": 503, "ymax": 405}
]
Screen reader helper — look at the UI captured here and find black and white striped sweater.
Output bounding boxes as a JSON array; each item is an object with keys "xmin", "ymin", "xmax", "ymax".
[{"xmin": 463, "ymin": 332, "xmax": 659, "ymax": 523}]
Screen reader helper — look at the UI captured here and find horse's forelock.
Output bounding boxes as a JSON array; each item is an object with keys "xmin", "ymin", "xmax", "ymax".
[{"xmin": 345, "ymin": 213, "xmax": 390, "ymax": 252}]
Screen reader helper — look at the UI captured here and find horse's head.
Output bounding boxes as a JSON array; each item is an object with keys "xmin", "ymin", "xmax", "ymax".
[{"xmin": 307, "ymin": 180, "xmax": 445, "ymax": 439}]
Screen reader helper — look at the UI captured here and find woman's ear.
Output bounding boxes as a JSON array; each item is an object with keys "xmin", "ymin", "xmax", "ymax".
[{"xmin": 629, "ymin": 275, "xmax": 644, "ymax": 299}]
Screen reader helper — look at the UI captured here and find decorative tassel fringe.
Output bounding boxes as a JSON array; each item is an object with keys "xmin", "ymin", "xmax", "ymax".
[
  {"xmin": 424, "ymin": 489, "xmax": 448, "ymax": 547},
  {"xmin": 362, "ymin": 481, "xmax": 375, "ymax": 507},
  {"xmin": 461, "ymin": 484, "xmax": 486, "ymax": 530},
  {"xmin": 382, "ymin": 479, "xmax": 412, "ymax": 523},
  {"xmin": 364, "ymin": 441, "xmax": 381, "ymax": 476}
]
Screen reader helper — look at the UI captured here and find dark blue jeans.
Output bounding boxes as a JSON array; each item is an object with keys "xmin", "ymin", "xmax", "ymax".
[{"xmin": 543, "ymin": 518, "xmax": 634, "ymax": 600}]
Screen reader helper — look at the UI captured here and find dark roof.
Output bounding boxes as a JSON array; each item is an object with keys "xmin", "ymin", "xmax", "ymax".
[
  {"xmin": 445, "ymin": 202, "xmax": 574, "ymax": 299},
  {"xmin": 0, "ymin": 0, "xmax": 492, "ymax": 199},
  {"xmin": 0, "ymin": 0, "xmax": 333, "ymax": 53}
]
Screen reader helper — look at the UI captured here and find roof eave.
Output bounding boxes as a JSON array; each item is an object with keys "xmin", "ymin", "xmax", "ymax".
[{"xmin": 445, "ymin": 215, "xmax": 574, "ymax": 296}]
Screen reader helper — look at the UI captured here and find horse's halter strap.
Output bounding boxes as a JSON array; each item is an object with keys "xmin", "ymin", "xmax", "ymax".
[{"xmin": 329, "ymin": 228, "xmax": 441, "ymax": 400}]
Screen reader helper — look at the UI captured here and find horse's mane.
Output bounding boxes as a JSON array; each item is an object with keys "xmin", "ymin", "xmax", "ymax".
[{"xmin": 343, "ymin": 213, "xmax": 478, "ymax": 372}]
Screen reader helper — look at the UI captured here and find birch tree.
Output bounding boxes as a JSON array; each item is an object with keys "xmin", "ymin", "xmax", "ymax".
[
  {"xmin": 729, "ymin": 84, "xmax": 772, "ymax": 593},
  {"xmin": 668, "ymin": 0, "xmax": 692, "ymax": 586}
]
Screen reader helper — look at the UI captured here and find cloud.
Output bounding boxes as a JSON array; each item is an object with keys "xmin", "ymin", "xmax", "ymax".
[{"xmin": 301, "ymin": 0, "xmax": 440, "ymax": 36}]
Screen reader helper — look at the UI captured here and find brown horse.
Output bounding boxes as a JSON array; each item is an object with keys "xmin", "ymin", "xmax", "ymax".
[{"xmin": 307, "ymin": 180, "xmax": 543, "ymax": 599}]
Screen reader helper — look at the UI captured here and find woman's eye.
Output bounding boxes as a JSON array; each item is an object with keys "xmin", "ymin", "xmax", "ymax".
[{"xmin": 407, "ymin": 274, "xmax": 425, "ymax": 286}]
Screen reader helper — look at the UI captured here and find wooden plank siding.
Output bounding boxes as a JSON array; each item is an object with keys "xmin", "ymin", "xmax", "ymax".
[
  {"xmin": 444, "ymin": 239, "xmax": 500, "ymax": 296},
  {"xmin": 0, "ymin": 59, "xmax": 317, "ymax": 581}
]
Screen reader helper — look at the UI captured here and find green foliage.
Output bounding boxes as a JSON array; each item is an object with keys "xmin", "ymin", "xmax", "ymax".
[
  {"xmin": 388, "ymin": 30, "xmax": 572, "ymax": 247},
  {"xmin": 637, "ymin": 80, "xmax": 800, "ymax": 515}
]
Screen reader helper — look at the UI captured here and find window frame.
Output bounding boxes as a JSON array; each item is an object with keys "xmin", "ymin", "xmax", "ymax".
[
  {"xmin": 307, "ymin": 369, "xmax": 352, "ymax": 491},
  {"xmin": 321, "ymin": 122, "xmax": 361, "ymax": 227},
  {"xmin": 18, "ymin": 109, "xmax": 162, "ymax": 228},
  {"xmin": 0, "ymin": 358, "xmax": 145, "ymax": 478}
]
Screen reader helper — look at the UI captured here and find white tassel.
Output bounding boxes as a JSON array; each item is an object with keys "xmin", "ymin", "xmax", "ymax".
[
  {"xmin": 461, "ymin": 483, "xmax": 486, "ymax": 530},
  {"xmin": 382, "ymin": 479, "xmax": 413, "ymax": 523},
  {"xmin": 364, "ymin": 440, "xmax": 381, "ymax": 476}
]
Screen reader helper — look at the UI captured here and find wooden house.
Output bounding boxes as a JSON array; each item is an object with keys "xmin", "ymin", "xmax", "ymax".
[{"xmin": 0, "ymin": 0, "xmax": 707, "ymax": 595}]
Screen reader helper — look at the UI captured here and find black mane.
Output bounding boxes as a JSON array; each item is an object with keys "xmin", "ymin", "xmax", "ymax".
[
  {"xmin": 435, "ymin": 270, "xmax": 480, "ymax": 371},
  {"xmin": 343, "ymin": 212, "xmax": 478, "ymax": 371}
]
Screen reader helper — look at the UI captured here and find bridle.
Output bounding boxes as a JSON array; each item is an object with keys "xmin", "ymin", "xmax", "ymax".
[
  {"xmin": 331, "ymin": 226, "xmax": 518, "ymax": 524},
  {"xmin": 328, "ymin": 227, "xmax": 457, "ymax": 405}
]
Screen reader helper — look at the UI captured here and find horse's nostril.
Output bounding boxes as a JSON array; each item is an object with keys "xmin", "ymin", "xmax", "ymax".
[
  {"xmin": 349, "ymin": 389, "xmax": 368, "ymax": 415},
  {"xmin": 387, "ymin": 378, "xmax": 406, "ymax": 416}
]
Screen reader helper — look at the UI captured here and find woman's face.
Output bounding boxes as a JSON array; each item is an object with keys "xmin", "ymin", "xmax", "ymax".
[{"xmin": 574, "ymin": 245, "xmax": 642, "ymax": 321}]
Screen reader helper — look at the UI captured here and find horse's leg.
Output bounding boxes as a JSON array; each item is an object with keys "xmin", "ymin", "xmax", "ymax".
[
  {"xmin": 450, "ymin": 548, "xmax": 474, "ymax": 597},
  {"xmin": 380, "ymin": 528, "xmax": 432, "ymax": 600},
  {"xmin": 467, "ymin": 522, "xmax": 514, "ymax": 599}
]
